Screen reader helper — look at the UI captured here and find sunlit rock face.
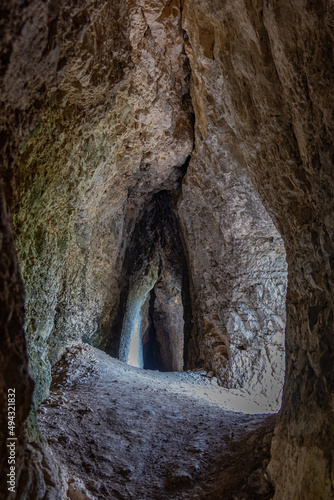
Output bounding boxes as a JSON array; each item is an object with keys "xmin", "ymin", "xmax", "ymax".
[{"xmin": 119, "ymin": 265, "xmax": 159, "ymax": 368}]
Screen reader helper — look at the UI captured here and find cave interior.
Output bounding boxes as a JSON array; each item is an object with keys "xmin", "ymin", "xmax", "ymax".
[{"xmin": 0, "ymin": 1, "xmax": 333, "ymax": 499}]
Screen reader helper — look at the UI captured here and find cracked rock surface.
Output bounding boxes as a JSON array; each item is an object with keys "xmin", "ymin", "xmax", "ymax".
[{"xmin": 9, "ymin": 0, "xmax": 193, "ymax": 408}]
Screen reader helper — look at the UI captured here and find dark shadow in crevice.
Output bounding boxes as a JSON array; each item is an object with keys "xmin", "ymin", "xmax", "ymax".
[
  {"xmin": 105, "ymin": 187, "xmax": 193, "ymax": 372},
  {"xmin": 142, "ymin": 288, "xmax": 165, "ymax": 371}
]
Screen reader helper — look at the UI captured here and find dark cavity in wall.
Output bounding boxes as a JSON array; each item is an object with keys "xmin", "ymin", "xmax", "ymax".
[
  {"xmin": 105, "ymin": 189, "xmax": 193, "ymax": 372},
  {"xmin": 142, "ymin": 288, "xmax": 164, "ymax": 371}
]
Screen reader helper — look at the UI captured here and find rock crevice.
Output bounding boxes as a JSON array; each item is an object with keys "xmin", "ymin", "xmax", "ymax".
[{"xmin": 106, "ymin": 189, "xmax": 192, "ymax": 373}]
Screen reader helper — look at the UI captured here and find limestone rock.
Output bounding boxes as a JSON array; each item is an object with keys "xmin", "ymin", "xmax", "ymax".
[
  {"xmin": 8, "ymin": 0, "xmax": 193, "ymax": 404},
  {"xmin": 181, "ymin": 0, "xmax": 334, "ymax": 497},
  {"xmin": 179, "ymin": 3, "xmax": 288, "ymax": 402},
  {"xmin": 1, "ymin": 1, "xmax": 333, "ymax": 499}
]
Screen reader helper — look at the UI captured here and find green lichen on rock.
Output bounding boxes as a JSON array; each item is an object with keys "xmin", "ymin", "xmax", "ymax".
[
  {"xmin": 19, "ymin": 126, "xmax": 41, "ymax": 154},
  {"xmin": 14, "ymin": 99, "xmax": 112, "ymax": 405},
  {"xmin": 12, "ymin": 0, "xmax": 194, "ymax": 411}
]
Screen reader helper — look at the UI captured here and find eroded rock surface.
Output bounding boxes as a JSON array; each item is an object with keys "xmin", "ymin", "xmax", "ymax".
[
  {"xmin": 181, "ymin": 1, "xmax": 334, "ymax": 498},
  {"xmin": 178, "ymin": 90, "xmax": 287, "ymax": 402},
  {"xmin": 110, "ymin": 190, "xmax": 188, "ymax": 372},
  {"xmin": 0, "ymin": 180, "xmax": 63, "ymax": 498},
  {"xmin": 1, "ymin": 1, "xmax": 333, "ymax": 499},
  {"xmin": 10, "ymin": 0, "xmax": 193, "ymax": 405},
  {"xmin": 7, "ymin": 0, "xmax": 287, "ymax": 413}
]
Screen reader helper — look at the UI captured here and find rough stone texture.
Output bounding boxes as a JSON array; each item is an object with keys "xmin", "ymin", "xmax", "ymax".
[
  {"xmin": 37, "ymin": 342, "xmax": 277, "ymax": 500},
  {"xmin": 117, "ymin": 191, "xmax": 186, "ymax": 372},
  {"xmin": 0, "ymin": 181, "xmax": 31, "ymax": 495},
  {"xmin": 181, "ymin": 0, "xmax": 334, "ymax": 498},
  {"xmin": 0, "ymin": 180, "xmax": 63, "ymax": 498},
  {"xmin": 106, "ymin": 189, "xmax": 188, "ymax": 373},
  {"xmin": 8, "ymin": 0, "xmax": 193, "ymax": 405},
  {"xmin": 8, "ymin": 0, "xmax": 287, "ymax": 410},
  {"xmin": 150, "ymin": 273, "xmax": 184, "ymax": 371},
  {"xmin": 119, "ymin": 260, "xmax": 160, "ymax": 367},
  {"xmin": 178, "ymin": 3, "xmax": 288, "ymax": 403},
  {"xmin": 1, "ymin": 1, "xmax": 334, "ymax": 499},
  {"xmin": 178, "ymin": 124, "xmax": 287, "ymax": 403},
  {"xmin": 17, "ymin": 442, "xmax": 64, "ymax": 500}
]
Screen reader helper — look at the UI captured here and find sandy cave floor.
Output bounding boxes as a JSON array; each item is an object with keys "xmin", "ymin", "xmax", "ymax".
[{"xmin": 37, "ymin": 343, "xmax": 278, "ymax": 500}]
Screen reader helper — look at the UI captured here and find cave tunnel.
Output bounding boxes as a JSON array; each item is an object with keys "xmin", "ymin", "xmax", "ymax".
[
  {"xmin": 2, "ymin": 1, "xmax": 333, "ymax": 498},
  {"xmin": 106, "ymin": 189, "xmax": 192, "ymax": 373}
]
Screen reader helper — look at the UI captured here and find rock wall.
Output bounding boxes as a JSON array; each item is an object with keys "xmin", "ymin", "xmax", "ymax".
[
  {"xmin": 8, "ymin": 0, "xmax": 193, "ymax": 405},
  {"xmin": 181, "ymin": 0, "xmax": 334, "ymax": 498},
  {"xmin": 9, "ymin": 0, "xmax": 287, "ymax": 409},
  {"xmin": 115, "ymin": 191, "xmax": 187, "ymax": 371},
  {"xmin": 178, "ymin": 117, "xmax": 287, "ymax": 404},
  {"xmin": 177, "ymin": 2, "xmax": 288, "ymax": 406},
  {"xmin": 0, "ymin": 183, "xmax": 63, "ymax": 497}
]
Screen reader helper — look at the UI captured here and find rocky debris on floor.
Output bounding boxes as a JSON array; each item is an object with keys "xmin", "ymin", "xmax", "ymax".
[{"xmin": 37, "ymin": 343, "xmax": 277, "ymax": 500}]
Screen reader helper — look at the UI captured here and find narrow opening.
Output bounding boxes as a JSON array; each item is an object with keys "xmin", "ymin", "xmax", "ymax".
[
  {"xmin": 143, "ymin": 322, "xmax": 165, "ymax": 370},
  {"xmin": 142, "ymin": 288, "xmax": 165, "ymax": 370},
  {"xmin": 106, "ymin": 190, "xmax": 190, "ymax": 373}
]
